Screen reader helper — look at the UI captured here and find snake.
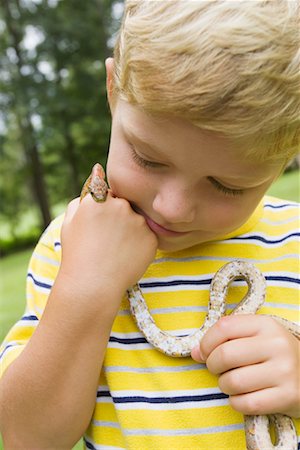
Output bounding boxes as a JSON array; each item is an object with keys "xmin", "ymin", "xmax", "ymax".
[{"xmin": 80, "ymin": 163, "xmax": 300, "ymax": 450}]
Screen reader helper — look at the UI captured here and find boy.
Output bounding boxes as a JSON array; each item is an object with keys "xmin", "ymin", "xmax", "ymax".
[{"xmin": 0, "ymin": 1, "xmax": 299, "ymax": 448}]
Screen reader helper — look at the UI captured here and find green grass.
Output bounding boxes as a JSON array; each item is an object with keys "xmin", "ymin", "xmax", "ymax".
[
  {"xmin": 267, "ymin": 169, "xmax": 299, "ymax": 202},
  {"xmin": 0, "ymin": 249, "xmax": 33, "ymax": 343},
  {"xmin": 0, "ymin": 170, "xmax": 298, "ymax": 449}
]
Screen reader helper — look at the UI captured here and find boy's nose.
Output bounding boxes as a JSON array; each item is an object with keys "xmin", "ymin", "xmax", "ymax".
[{"xmin": 152, "ymin": 184, "xmax": 197, "ymax": 225}]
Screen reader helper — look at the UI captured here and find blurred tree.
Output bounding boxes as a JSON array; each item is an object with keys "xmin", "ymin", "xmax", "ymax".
[
  {"xmin": 0, "ymin": 0, "xmax": 122, "ymax": 241},
  {"xmin": 1, "ymin": 0, "xmax": 51, "ymax": 230}
]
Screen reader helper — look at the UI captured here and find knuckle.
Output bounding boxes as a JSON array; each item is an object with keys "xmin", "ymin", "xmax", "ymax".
[
  {"xmin": 214, "ymin": 316, "xmax": 234, "ymax": 337},
  {"xmin": 272, "ymin": 335, "xmax": 289, "ymax": 354},
  {"xmin": 113, "ymin": 198, "xmax": 132, "ymax": 216},
  {"xmin": 219, "ymin": 370, "xmax": 242, "ymax": 395},
  {"xmin": 240, "ymin": 395, "xmax": 263, "ymax": 415},
  {"xmin": 218, "ymin": 343, "xmax": 231, "ymax": 367},
  {"xmin": 199, "ymin": 341, "xmax": 209, "ymax": 360},
  {"xmin": 278, "ymin": 357, "xmax": 294, "ymax": 379},
  {"xmin": 227, "ymin": 371, "xmax": 242, "ymax": 393}
]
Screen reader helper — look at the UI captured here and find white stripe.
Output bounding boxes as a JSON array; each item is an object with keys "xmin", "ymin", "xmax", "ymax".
[
  {"xmin": 152, "ymin": 254, "xmax": 299, "ymax": 264},
  {"xmin": 15, "ymin": 319, "xmax": 38, "ymax": 327},
  {"xmin": 109, "ymin": 399, "xmax": 229, "ymax": 411},
  {"xmin": 96, "ymin": 396, "xmax": 114, "ymax": 404},
  {"xmin": 230, "ymin": 302, "xmax": 299, "ymax": 311},
  {"xmin": 266, "ymin": 271, "xmax": 299, "ymax": 278},
  {"xmin": 260, "ymin": 215, "xmax": 299, "ymax": 226},
  {"xmin": 267, "ymin": 280, "xmax": 299, "ymax": 288},
  {"xmin": 90, "ymin": 420, "xmax": 244, "ymax": 436},
  {"xmin": 107, "ymin": 342, "xmax": 151, "ymax": 351},
  {"xmin": 123, "ymin": 423, "xmax": 244, "ymax": 436},
  {"xmin": 262, "ymin": 302, "xmax": 299, "ymax": 311},
  {"xmin": 33, "ymin": 252, "xmax": 60, "ymax": 267},
  {"xmin": 110, "ymin": 328, "xmax": 203, "ymax": 340},
  {"xmin": 98, "ymin": 385, "xmax": 110, "ymax": 391},
  {"xmin": 105, "ymin": 363, "xmax": 206, "ymax": 373}
]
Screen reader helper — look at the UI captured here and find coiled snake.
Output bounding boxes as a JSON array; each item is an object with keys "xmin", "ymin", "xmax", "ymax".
[{"xmin": 80, "ymin": 163, "xmax": 299, "ymax": 450}]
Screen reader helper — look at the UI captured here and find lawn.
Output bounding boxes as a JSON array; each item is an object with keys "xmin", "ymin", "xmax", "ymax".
[{"xmin": 0, "ymin": 170, "xmax": 299, "ymax": 448}]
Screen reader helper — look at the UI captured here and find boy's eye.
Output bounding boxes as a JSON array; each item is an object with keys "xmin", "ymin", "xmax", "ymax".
[
  {"xmin": 130, "ymin": 145, "xmax": 163, "ymax": 168},
  {"xmin": 208, "ymin": 176, "xmax": 244, "ymax": 197}
]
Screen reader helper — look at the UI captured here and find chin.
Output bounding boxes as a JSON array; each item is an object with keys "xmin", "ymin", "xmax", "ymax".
[
  {"xmin": 157, "ymin": 238, "xmax": 196, "ymax": 253},
  {"xmin": 156, "ymin": 232, "xmax": 217, "ymax": 253}
]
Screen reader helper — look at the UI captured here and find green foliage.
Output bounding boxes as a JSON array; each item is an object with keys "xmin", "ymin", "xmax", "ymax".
[
  {"xmin": 0, "ymin": 0, "xmax": 123, "ymax": 232},
  {"xmin": 267, "ymin": 169, "xmax": 300, "ymax": 203}
]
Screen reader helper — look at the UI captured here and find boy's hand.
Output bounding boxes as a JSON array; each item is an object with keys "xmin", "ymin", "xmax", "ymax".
[
  {"xmin": 60, "ymin": 192, "xmax": 158, "ymax": 303},
  {"xmin": 191, "ymin": 315, "xmax": 300, "ymax": 418}
]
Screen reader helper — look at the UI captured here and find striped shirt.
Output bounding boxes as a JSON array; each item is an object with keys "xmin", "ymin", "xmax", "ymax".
[{"xmin": 1, "ymin": 195, "xmax": 299, "ymax": 449}]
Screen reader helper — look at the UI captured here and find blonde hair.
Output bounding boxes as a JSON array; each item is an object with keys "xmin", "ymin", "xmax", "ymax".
[{"xmin": 113, "ymin": 0, "xmax": 300, "ymax": 163}]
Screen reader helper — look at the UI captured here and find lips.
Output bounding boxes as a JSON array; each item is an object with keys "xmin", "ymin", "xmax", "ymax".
[{"xmin": 132, "ymin": 205, "xmax": 189, "ymax": 237}]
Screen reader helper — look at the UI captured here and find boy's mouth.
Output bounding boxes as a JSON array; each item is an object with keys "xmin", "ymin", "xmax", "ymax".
[{"xmin": 131, "ymin": 204, "xmax": 189, "ymax": 238}]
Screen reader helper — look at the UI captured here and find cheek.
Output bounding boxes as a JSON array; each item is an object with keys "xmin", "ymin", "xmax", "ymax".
[
  {"xmin": 206, "ymin": 199, "xmax": 255, "ymax": 231},
  {"xmin": 107, "ymin": 157, "xmax": 151, "ymax": 201}
]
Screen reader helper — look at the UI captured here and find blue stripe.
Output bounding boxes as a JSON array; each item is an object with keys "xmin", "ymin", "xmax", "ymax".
[
  {"xmin": 21, "ymin": 314, "xmax": 39, "ymax": 321},
  {"xmin": 140, "ymin": 275, "xmax": 299, "ymax": 289},
  {"xmin": 27, "ymin": 273, "xmax": 52, "ymax": 290},
  {"xmin": 140, "ymin": 279, "xmax": 211, "ymax": 288},
  {"xmin": 114, "ymin": 393, "xmax": 228, "ymax": 404},
  {"xmin": 97, "ymin": 391, "xmax": 111, "ymax": 398},
  {"xmin": 0, "ymin": 343, "xmax": 16, "ymax": 360},
  {"xmin": 84, "ymin": 438, "xmax": 96, "ymax": 450},
  {"xmin": 264, "ymin": 203, "xmax": 298, "ymax": 209},
  {"xmin": 266, "ymin": 275, "xmax": 300, "ymax": 284},
  {"xmin": 109, "ymin": 336, "xmax": 147, "ymax": 345},
  {"xmin": 109, "ymin": 333, "xmax": 194, "ymax": 346},
  {"xmin": 231, "ymin": 233, "xmax": 300, "ymax": 244},
  {"xmin": 97, "ymin": 391, "xmax": 228, "ymax": 403}
]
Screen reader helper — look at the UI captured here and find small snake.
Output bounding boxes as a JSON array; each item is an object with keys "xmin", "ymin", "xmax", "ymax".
[{"xmin": 80, "ymin": 164, "xmax": 299, "ymax": 450}]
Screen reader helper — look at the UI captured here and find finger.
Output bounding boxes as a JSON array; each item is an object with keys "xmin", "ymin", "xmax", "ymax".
[
  {"xmin": 205, "ymin": 336, "xmax": 270, "ymax": 374},
  {"xmin": 229, "ymin": 386, "xmax": 287, "ymax": 416},
  {"xmin": 200, "ymin": 315, "xmax": 273, "ymax": 360},
  {"xmin": 64, "ymin": 197, "xmax": 80, "ymax": 223},
  {"xmin": 218, "ymin": 361, "xmax": 274, "ymax": 396}
]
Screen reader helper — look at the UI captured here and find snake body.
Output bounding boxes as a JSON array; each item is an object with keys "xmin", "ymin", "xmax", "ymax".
[{"xmin": 80, "ymin": 164, "xmax": 299, "ymax": 450}]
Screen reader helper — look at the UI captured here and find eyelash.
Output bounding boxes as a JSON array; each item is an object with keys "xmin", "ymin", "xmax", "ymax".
[
  {"xmin": 130, "ymin": 145, "xmax": 244, "ymax": 197},
  {"xmin": 208, "ymin": 177, "xmax": 244, "ymax": 197},
  {"xmin": 130, "ymin": 145, "xmax": 161, "ymax": 168}
]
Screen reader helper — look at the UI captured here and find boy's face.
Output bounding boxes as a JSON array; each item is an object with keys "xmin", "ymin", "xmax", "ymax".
[{"xmin": 106, "ymin": 99, "xmax": 282, "ymax": 252}]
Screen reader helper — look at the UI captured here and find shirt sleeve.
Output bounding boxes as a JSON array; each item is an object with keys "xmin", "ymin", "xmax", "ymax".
[{"xmin": 0, "ymin": 215, "xmax": 63, "ymax": 378}]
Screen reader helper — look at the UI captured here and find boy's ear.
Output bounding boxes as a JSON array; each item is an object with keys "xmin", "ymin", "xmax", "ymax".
[{"xmin": 105, "ymin": 57, "xmax": 115, "ymax": 112}]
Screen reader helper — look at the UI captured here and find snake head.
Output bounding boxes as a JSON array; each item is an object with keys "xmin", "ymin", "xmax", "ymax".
[
  {"xmin": 92, "ymin": 163, "xmax": 106, "ymax": 181},
  {"xmin": 88, "ymin": 163, "xmax": 108, "ymax": 202},
  {"xmin": 80, "ymin": 163, "xmax": 108, "ymax": 203}
]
